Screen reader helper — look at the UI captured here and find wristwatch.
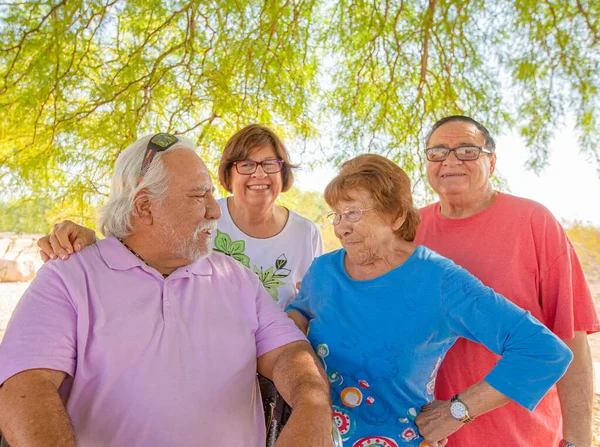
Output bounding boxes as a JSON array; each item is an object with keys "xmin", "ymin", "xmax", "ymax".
[
  {"xmin": 559, "ymin": 441, "xmax": 577, "ymax": 447},
  {"xmin": 450, "ymin": 394, "xmax": 474, "ymax": 424}
]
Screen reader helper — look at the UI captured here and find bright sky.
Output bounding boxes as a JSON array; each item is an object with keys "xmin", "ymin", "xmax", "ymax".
[{"xmin": 295, "ymin": 127, "xmax": 600, "ymax": 226}]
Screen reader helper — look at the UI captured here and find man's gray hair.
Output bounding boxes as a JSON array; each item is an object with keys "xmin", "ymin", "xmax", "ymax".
[
  {"xmin": 98, "ymin": 134, "xmax": 197, "ymax": 238},
  {"xmin": 425, "ymin": 115, "xmax": 496, "ymax": 151}
]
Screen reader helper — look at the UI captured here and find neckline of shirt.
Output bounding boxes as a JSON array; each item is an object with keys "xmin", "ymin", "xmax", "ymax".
[
  {"xmin": 433, "ymin": 191, "xmax": 505, "ymax": 227},
  {"xmin": 337, "ymin": 245, "xmax": 424, "ymax": 285},
  {"xmin": 221, "ymin": 196, "xmax": 294, "ymax": 241}
]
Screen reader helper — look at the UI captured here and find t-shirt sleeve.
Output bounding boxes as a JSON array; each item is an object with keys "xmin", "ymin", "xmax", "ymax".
[
  {"xmin": 0, "ymin": 265, "xmax": 77, "ymax": 385},
  {"xmin": 440, "ymin": 264, "xmax": 573, "ymax": 411},
  {"xmin": 254, "ymin": 281, "xmax": 307, "ymax": 358},
  {"xmin": 531, "ymin": 205, "xmax": 599, "ymax": 338},
  {"xmin": 539, "ymin": 243, "xmax": 599, "ymax": 338}
]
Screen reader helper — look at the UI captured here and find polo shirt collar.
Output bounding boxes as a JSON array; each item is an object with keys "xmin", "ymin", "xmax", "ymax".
[{"xmin": 98, "ymin": 236, "xmax": 213, "ymax": 276}]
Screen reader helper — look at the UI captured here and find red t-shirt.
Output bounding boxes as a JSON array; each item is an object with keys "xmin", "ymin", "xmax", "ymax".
[{"xmin": 414, "ymin": 192, "xmax": 599, "ymax": 446}]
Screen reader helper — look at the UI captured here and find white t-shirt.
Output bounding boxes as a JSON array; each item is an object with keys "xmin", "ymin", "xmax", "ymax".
[{"xmin": 213, "ymin": 197, "xmax": 324, "ymax": 308}]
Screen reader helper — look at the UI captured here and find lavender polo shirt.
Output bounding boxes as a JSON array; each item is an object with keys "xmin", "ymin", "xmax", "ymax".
[{"xmin": 0, "ymin": 237, "xmax": 307, "ymax": 446}]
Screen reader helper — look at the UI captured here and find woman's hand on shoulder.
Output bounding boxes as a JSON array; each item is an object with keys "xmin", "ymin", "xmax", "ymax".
[{"xmin": 37, "ymin": 220, "xmax": 97, "ymax": 262}]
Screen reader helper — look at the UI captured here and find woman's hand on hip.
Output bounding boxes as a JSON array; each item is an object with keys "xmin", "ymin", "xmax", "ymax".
[{"xmin": 415, "ymin": 400, "xmax": 460, "ymax": 446}]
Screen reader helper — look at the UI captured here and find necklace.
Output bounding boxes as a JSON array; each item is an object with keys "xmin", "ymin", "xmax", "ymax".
[{"xmin": 118, "ymin": 239, "xmax": 169, "ymax": 278}]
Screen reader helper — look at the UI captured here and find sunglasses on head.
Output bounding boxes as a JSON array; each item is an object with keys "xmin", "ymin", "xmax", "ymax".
[{"xmin": 139, "ymin": 133, "xmax": 179, "ymax": 178}]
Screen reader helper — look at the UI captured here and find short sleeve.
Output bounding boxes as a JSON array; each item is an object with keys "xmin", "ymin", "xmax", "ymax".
[
  {"xmin": 0, "ymin": 265, "xmax": 78, "ymax": 385},
  {"xmin": 441, "ymin": 264, "xmax": 572, "ymax": 411},
  {"xmin": 254, "ymin": 283, "xmax": 307, "ymax": 358},
  {"xmin": 540, "ymin": 243, "xmax": 599, "ymax": 338},
  {"xmin": 530, "ymin": 206, "xmax": 599, "ymax": 338}
]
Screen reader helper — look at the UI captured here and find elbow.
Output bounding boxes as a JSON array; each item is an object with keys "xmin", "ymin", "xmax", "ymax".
[{"xmin": 556, "ymin": 340, "xmax": 574, "ymax": 376}]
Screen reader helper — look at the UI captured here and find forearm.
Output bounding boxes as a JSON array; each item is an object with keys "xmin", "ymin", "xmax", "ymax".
[
  {"xmin": 459, "ymin": 379, "xmax": 512, "ymax": 418},
  {"xmin": 557, "ymin": 332, "xmax": 593, "ymax": 447},
  {"xmin": 0, "ymin": 372, "xmax": 74, "ymax": 447},
  {"xmin": 270, "ymin": 341, "xmax": 332, "ymax": 447},
  {"xmin": 271, "ymin": 341, "xmax": 330, "ymax": 410}
]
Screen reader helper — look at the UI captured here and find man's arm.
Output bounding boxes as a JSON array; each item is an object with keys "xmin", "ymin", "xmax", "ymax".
[
  {"xmin": 557, "ymin": 331, "xmax": 593, "ymax": 447},
  {"xmin": 258, "ymin": 340, "xmax": 331, "ymax": 447},
  {"xmin": 0, "ymin": 369, "xmax": 74, "ymax": 447}
]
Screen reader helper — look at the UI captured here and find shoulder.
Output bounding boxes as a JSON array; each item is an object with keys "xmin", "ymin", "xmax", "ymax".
[
  {"xmin": 413, "ymin": 245, "xmax": 459, "ymax": 275},
  {"xmin": 418, "ymin": 203, "xmax": 438, "ymax": 226},
  {"xmin": 287, "ymin": 209, "xmax": 320, "ymax": 233},
  {"xmin": 419, "ymin": 202, "xmax": 437, "ymax": 217},
  {"xmin": 306, "ymin": 249, "xmax": 340, "ymax": 272},
  {"xmin": 44, "ymin": 240, "xmax": 107, "ymax": 280},
  {"xmin": 498, "ymin": 193, "xmax": 556, "ymax": 220}
]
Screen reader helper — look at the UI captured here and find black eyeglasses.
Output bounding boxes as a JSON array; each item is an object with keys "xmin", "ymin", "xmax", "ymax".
[
  {"xmin": 233, "ymin": 159, "xmax": 284, "ymax": 175},
  {"xmin": 140, "ymin": 133, "xmax": 179, "ymax": 177},
  {"xmin": 326, "ymin": 206, "xmax": 373, "ymax": 226},
  {"xmin": 425, "ymin": 146, "xmax": 493, "ymax": 162}
]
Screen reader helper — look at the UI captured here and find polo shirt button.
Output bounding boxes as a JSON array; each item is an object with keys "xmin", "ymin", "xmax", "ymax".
[{"xmin": 165, "ymin": 301, "xmax": 171, "ymax": 307}]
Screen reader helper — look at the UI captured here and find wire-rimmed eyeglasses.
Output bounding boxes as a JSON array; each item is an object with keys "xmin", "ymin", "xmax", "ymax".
[{"xmin": 326, "ymin": 206, "xmax": 373, "ymax": 225}]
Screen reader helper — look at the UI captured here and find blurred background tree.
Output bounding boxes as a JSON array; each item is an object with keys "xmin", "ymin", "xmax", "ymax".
[{"xmin": 0, "ymin": 0, "xmax": 598, "ymax": 233}]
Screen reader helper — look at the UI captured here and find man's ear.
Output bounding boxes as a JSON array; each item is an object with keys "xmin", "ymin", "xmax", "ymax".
[
  {"xmin": 490, "ymin": 153, "xmax": 497, "ymax": 175},
  {"xmin": 132, "ymin": 190, "xmax": 154, "ymax": 225},
  {"xmin": 392, "ymin": 212, "xmax": 406, "ymax": 232}
]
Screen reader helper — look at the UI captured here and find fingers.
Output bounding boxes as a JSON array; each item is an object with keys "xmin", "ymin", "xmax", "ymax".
[
  {"xmin": 73, "ymin": 227, "xmax": 97, "ymax": 252},
  {"xmin": 440, "ymin": 438, "xmax": 448, "ymax": 447},
  {"xmin": 36, "ymin": 235, "xmax": 57, "ymax": 262},
  {"xmin": 52, "ymin": 221, "xmax": 77, "ymax": 257},
  {"xmin": 295, "ymin": 281, "xmax": 302, "ymax": 291}
]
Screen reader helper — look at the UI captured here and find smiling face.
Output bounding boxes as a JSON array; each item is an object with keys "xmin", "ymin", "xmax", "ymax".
[
  {"xmin": 153, "ymin": 150, "xmax": 221, "ymax": 262},
  {"xmin": 332, "ymin": 188, "xmax": 401, "ymax": 266},
  {"xmin": 228, "ymin": 145, "xmax": 283, "ymax": 208},
  {"xmin": 425, "ymin": 121, "xmax": 496, "ymax": 199}
]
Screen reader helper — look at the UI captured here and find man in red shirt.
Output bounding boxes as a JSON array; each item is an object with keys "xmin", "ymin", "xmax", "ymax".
[{"xmin": 414, "ymin": 115, "xmax": 599, "ymax": 447}]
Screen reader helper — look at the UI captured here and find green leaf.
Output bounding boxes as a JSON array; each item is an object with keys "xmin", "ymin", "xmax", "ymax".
[
  {"xmin": 230, "ymin": 240, "xmax": 246, "ymax": 255},
  {"xmin": 233, "ymin": 253, "xmax": 251, "ymax": 268},
  {"xmin": 275, "ymin": 254, "xmax": 288, "ymax": 270},
  {"xmin": 214, "ymin": 230, "xmax": 232, "ymax": 254}
]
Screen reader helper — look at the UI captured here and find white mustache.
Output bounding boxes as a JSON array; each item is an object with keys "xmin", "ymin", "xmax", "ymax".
[{"xmin": 195, "ymin": 221, "xmax": 218, "ymax": 234}]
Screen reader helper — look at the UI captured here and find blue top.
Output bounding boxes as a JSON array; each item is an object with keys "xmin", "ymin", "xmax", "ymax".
[{"xmin": 286, "ymin": 246, "xmax": 572, "ymax": 447}]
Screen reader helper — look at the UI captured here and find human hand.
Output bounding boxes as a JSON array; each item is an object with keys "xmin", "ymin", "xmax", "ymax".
[
  {"xmin": 37, "ymin": 220, "xmax": 97, "ymax": 262},
  {"xmin": 415, "ymin": 400, "xmax": 460, "ymax": 446},
  {"xmin": 275, "ymin": 403, "xmax": 332, "ymax": 447}
]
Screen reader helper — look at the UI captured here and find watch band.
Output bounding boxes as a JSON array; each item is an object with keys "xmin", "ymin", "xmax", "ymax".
[
  {"xmin": 450, "ymin": 394, "xmax": 474, "ymax": 424},
  {"xmin": 559, "ymin": 441, "xmax": 577, "ymax": 447}
]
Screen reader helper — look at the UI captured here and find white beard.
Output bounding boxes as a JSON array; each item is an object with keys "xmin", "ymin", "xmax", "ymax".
[{"xmin": 163, "ymin": 219, "xmax": 217, "ymax": 263}]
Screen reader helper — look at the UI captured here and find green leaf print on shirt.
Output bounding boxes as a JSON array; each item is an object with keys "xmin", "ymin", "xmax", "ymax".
[
  {"xmin": 213, "ymin": 230, "xmax": 251, "ymax": 268},
  {"xmin": 253, "ymin": 254, "xmax": 291, "ymax": 300},
  {"xmin": 213, "ymin": 230, "xmax": 291, "ymax": 301}
]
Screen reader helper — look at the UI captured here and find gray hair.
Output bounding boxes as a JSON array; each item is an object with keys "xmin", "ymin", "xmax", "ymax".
[
  {"xmin": 425, "ymin": 115, "xmax": 496, "ymax": 152},
  {"xmin": 98, "ymin": 134, "xmax": 198, "ymax": 238}
]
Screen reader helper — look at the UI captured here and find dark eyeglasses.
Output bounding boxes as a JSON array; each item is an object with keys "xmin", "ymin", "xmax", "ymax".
[
  {"xmin": 233, "ymin": 159, "xmax": 284, "ymax": 175},
  {"xmin": 140, "ymin": 133, "xmax": 179, "ymax": 177},
  {"xmin": 425, "ymin": 146, "xmax": 493, "ymax": 162},
  {"xmin": 326, "ymin": 206, "xmax": 373, "ymax": 226}
]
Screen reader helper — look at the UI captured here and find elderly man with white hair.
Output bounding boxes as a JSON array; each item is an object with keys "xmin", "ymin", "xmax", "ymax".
[{"xmin": 0, "ymin": 134, "xmax": 332, "ymax": 447}]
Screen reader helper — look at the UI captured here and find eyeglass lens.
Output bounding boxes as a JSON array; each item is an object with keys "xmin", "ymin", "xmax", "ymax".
[
  {"xmin": 236, "ymin": 159, "xmax": 282, "ymax": 174},
  {"xmin": 426, "ymin": 146, "xmax": 481, "ymax": 161}
]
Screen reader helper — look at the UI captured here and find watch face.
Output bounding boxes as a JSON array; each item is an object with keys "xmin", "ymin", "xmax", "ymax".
[{"xmin": 450, "ymin": 401, "xmax": 467, "ymax": 419}]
